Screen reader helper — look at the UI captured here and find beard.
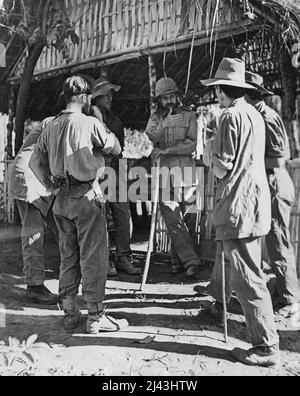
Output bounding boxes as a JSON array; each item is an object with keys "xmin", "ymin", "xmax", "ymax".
[{"xmin": 162, "ymin": 101, "xmax": 177, "ymax": 114}]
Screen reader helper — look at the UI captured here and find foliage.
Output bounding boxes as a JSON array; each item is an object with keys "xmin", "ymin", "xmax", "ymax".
[
  {"xmin": 0, "ymin": 334, "xmax": 50, "ymax": 373},
  {"xmin": 2, "ymin": 0, "xmax": 79, "ymax": 62}
]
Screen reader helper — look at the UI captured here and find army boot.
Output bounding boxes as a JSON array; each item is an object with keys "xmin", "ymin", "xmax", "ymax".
[
  {"xmin": 116, "ymin": 256, "xmax": 142, "ymax": 276},
  {"xmin": 87, "ymin": 303, "xmax": 129, "ymax": 334},
  {"xmin": 232, "ymin": 345, "xmax": 281, "ymax": 368},
  {"xmin": 26, "ymin": 285, "xmax": 58, "ymax": 305},
  {"xmin": 63, "ymin": 296, "xmax": 83, "ymax": 332}
]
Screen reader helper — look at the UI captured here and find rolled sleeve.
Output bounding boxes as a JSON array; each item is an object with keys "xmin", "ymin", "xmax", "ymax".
[
  {"xmin": 103, "ymin": 132, "xmax": 121, "ymax": 156},
  {"xmin": 145, "ymin": 115, "xmax": 165, "ymax": 144},
  {"xmin": 90, "ymin": 117, "xmax": 121, "ymax": 156}
]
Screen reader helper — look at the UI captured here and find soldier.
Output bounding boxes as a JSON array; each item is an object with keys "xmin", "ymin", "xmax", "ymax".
[
  {"xmin": 35, "ymin": 75, "xmax": 128, "ymax": 333},
  {"xmin": 200, "ymin": 58, "xmax": 280, "ymax": 367},
  {"xmin": 146, "ymin": 77, "xmax": 202, "ymax": 278},
  {"xmin": 92, "ymin": 77, "xmax": 141, "ymax": 276},
  {"xmin": 245, "ymin": 72, "xmax": 300, "ymax": 318},
  {"xmin": 9, "ymin": 117, "xmax": 59, "ymax": 305},
  {"xmin": 197, "ymin": 73, "xmax": 300, "ymax": 325}
]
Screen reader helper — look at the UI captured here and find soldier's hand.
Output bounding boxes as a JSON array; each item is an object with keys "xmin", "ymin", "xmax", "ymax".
[
  {"xmin": 164, "ymin": 108, "xmax": 183, "ymax": 125},
  {"xmin": 151, "ymin": 148, "xmax": 169, "ymax": 160},
  {"xmin": 90, "ymin": 105, "xmax": 103, "ymax": 122}
]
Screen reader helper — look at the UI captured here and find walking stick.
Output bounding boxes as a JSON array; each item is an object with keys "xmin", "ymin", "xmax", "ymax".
[
  {"xmin": 140, "ymin": 156, "xmax": 161, "ymax": 291},
  {"xmin": 221, "ymin": 243, "xmax": 228, "ymax": 343}
]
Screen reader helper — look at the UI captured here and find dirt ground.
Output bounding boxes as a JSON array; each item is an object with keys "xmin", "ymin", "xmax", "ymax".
[{"xmin": 0, "ymin": 225, "xmax": 300, "ymax": 377}]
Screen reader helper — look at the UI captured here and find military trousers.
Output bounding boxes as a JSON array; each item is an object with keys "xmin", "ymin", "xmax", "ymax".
[
  {"xmin": 53, "ymin": 183, "xmax": 109, "ymax": 305},
  {"xmin": 266, "ymin": 169, "xmax": 300, "ymax": 305},
  {"xmin": 16, "ymin": 200, "xmax": 59, "ymax": 286},
  {"xmin": 210, "ymin": 237, "xmax": 279, "ymax": 348},
  {"xmin": 107, "ymin": 201, "xmax": 132, "ymax": 258},
  {"xmin": 159, "ymin": 187, "xmax": 200, "ymax": 269}
]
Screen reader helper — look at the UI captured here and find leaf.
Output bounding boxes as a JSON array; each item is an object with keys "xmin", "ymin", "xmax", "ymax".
[
  {"xmin": 133, "ymin": 336, "xmax": 156, "ymax": 345},
  {"xmin": 8, "ymin": 353, "xmax": 17, "ymax": 368},
  {"xmin": 30, "ymin": 342, "xmax": 51, "ymax": 350},
  {"xmin": 26, "ymin": 334, "xmax": 38, "ymax": 349},
  {"xmin": 22, "ymin": 351, "xmax": 35, "ymax": 365},
  {"xmin": 3, "ymin": 353, "xmax": 9, "ymax": 368},
  {"xmin": 8, "ymin": 337, "xmax": 20, "ymax": 348}
]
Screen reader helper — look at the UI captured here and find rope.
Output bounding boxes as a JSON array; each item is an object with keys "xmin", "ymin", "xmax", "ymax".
[{"xmin": 185, "ymin": 25, "xmax": 196, "ymax": 96}]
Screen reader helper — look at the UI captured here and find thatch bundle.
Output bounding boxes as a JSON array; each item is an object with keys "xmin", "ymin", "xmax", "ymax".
[{"xmin": 248, "ymin": 0, "xmax": 300, "ymax": 44}]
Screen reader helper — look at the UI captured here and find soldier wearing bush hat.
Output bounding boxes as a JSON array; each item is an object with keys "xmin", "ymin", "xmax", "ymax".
[
  {"xmin": 92, "ymin": 76, "xmax": 142, "ymax": 277},
  {"xmin": 200, "ymin": 58, "xmax": 280, "ymax": 367}
]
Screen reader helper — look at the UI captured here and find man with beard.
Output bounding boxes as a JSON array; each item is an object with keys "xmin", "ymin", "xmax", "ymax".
[
  {"xmin": 146, "ymin": 77, "xmax": 202, "ymax": 278},
  {"xmin": 35, "ymin": 75, "xmax": 129, "ymax": 333},
  {"xmin": 92, "ymin": 77, "xmax": 141, "ymax": 276}
]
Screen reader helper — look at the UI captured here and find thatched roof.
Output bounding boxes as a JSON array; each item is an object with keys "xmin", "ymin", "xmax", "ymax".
[
  {"xmin": 249, "ymin": 0, "xmax": 300, "ymax": 42},
  {"xmin": 3, "ymin": 0, "xmax": 300, "ymax": 119}
]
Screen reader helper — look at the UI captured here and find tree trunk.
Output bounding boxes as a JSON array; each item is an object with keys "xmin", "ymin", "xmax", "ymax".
[
  {"xmin": 14, "ymin": 40, "xmax": 45, "ymax": 154},
  {"xmin": 6, "ymin": 84, "xmax": 15, "ymax": 159},
  {"xmin": 280, "ymin": 49, "xmax": 300, "ymax": 159}
]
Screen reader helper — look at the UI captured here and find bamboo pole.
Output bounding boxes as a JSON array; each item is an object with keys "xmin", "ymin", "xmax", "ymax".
[
  {"xmin": 140, "ymin": 156, "xmax": 161, "ymax": 291},
  {"xmin": 221, "ymin": 245, "xmax": 228, "ymax": 343},
  {"xmin": 148, "ymin": 54, "xmax": 157, "ymax": 115}
]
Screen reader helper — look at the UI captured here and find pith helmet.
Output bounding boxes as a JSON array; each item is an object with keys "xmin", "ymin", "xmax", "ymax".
[{"xmin": 155, "ymin": 77, "xmax": 179, "ymax": 98}]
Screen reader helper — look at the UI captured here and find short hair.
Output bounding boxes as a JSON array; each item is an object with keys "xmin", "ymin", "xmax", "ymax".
[
  {"xmin": 245, "ymin": 90, "xmax": 264, "ymax": 101},
  {"xmin": 218, "ymin": 85, "xmax": 245, "ymax": 100},
  {"xmin": 62, "ymin": 75, "xmax": 94, "ymax": 101}
]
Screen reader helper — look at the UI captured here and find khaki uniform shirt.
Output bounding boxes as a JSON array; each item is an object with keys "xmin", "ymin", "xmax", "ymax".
[
  {"xmin": 256, "ymin": 101, "xmax": 295, "ymax": 205},
  {"xmin": 212, "ymin": 98, "xmax": 271, "ymax": 241},
  {"xmin": 146, "ymin": 108, "xmax": 198, "ymax": 192},
  {"xmin": 256, "ymin": 101, "xmax": 291, "ymax": 161},
  {"xmin": 36, "ymin": 110, "xmax": 120, "ymax": 182}
]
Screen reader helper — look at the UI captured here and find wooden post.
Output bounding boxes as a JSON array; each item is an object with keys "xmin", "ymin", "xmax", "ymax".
[
  {"xmin": 280, "ymin": 49, "xmax": 300, "ymax": 159},
  {"xmin": 148, "ymin": 53, "xmax": 157, "ymax": 115}
]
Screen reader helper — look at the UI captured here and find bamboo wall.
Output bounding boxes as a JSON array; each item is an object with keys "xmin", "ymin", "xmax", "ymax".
[{"xmin": 13, "ymin": 0, "xmax": 242, "ymax": 78}]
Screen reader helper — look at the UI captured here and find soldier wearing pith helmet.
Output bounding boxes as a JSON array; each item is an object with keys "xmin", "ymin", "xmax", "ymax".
[{"xmin": 146, "ymin": 77, "xmax": 203, "ymax": 278}]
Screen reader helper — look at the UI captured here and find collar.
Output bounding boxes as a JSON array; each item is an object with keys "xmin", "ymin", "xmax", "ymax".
[
  {"xmin": 254, "ymin": 101, "xmax": 266, "ymax": 113},
  {"xmin": 229, "ymin": 97, "xmax": 247, "ymax": 108},
  {"xmin": 60, "ymin": 109, "xmax": 83, "ymax": 115}
]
